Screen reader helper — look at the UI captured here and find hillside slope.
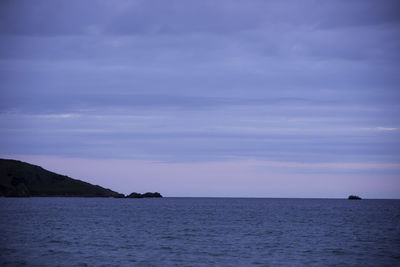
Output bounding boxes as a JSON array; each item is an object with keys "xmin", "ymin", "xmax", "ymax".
[{"xmin": 0, "ymin": 159, "xmax": 124, "ymax": 197}]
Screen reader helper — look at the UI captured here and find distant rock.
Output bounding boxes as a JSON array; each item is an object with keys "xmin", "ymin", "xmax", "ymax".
[
  {"xmin": 126, "ymin": 192, "xmax": 163, "ymax": 198},
  {"xmin": 0, "ymin": 158, "xmax": 124, "ymax": 197},
  {"xmin": 348, "ymin": 195, "xmax": 362, "ymax": 200}
]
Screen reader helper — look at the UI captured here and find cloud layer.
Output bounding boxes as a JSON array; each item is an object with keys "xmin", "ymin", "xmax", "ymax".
[{"xmin": 0, "ymin": 0, "xmax": 399, "ymax": 196}]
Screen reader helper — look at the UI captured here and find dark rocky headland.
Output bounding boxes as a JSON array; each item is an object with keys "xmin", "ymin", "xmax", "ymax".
[{"xmin": 0, "ymin": 158, "xmax": 162, "ymax": 198}]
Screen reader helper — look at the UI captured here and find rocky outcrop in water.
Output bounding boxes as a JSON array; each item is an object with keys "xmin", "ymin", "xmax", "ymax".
[
  {"xmin": 348, "ymin": 195, "xmax": 362, "ymax": 200},
  {"xmin": 126, "ymin": 192, "xmax": 163, "ymax": 198}
]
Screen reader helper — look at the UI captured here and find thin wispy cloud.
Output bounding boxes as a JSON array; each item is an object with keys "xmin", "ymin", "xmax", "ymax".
[
  {"xmin": 375, "ymin": 127, "xmax": 397, "ymax": 131},
  {"xmin": 37, "ymin": 113, "xmax": 79, "ymax": 119},
  {"xmin": 362, "ymin": 127, "xmax": 398, "ymax": 131}
]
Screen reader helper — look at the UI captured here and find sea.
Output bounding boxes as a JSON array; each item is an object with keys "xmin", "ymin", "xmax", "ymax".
[{"xmin": 0, "ymin": 197, "xmax": 399, "ymax": 266}]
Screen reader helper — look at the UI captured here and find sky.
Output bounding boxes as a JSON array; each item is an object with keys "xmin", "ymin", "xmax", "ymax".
[{"xmin": 0, "ymin": 0, "xmax": 399, "ymax": 198}]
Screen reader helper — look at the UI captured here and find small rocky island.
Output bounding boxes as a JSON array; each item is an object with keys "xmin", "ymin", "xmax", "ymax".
[
  {"xmin": 126, "ymin": 192, "xmax": 162, "ymax": 198},
  {"xmin": 348, "ymin": 195, "xmax": 362, "ymax": 200},
  {"xmin": 0, "ymin": 158, "xmax": 162, "ymax": 198}
]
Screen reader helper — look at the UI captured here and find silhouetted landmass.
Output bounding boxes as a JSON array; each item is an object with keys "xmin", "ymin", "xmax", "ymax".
[
  {"xmin": 348, "ymin": 195, "xmax": 362, "ymax": 200},
  {"xmin": 0, "ymin": 159, "xmax": 125, "ymax": 197},
  {"xmin": 126, "ymin": 192, "xmax": 163, "ymax": 198}
]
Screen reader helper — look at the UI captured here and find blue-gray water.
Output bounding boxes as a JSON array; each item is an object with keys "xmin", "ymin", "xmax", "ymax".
[{"xmin": 1, "ymin": 198, "xmax": 399, "ymax": 266}]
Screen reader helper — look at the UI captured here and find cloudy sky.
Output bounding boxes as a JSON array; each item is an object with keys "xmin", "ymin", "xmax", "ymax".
[{"xmin": 1, "ymin": 0, "xmax": 399, "ymax": 198}]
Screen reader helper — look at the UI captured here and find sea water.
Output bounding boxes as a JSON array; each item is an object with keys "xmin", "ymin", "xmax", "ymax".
[{"xmin": 0, "ymin": 198, "xmax": 399, "ymax": 266}]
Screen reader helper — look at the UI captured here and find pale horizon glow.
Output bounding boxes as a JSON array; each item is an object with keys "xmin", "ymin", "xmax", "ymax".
[{"xmin": 3, "ymin": 154, "xmax": 400, "ymax": 199}]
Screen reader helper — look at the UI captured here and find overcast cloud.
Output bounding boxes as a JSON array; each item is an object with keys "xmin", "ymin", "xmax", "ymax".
[{"xmin": 0, "ymin": 0, "xmax": 399, "ymax": 197}]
